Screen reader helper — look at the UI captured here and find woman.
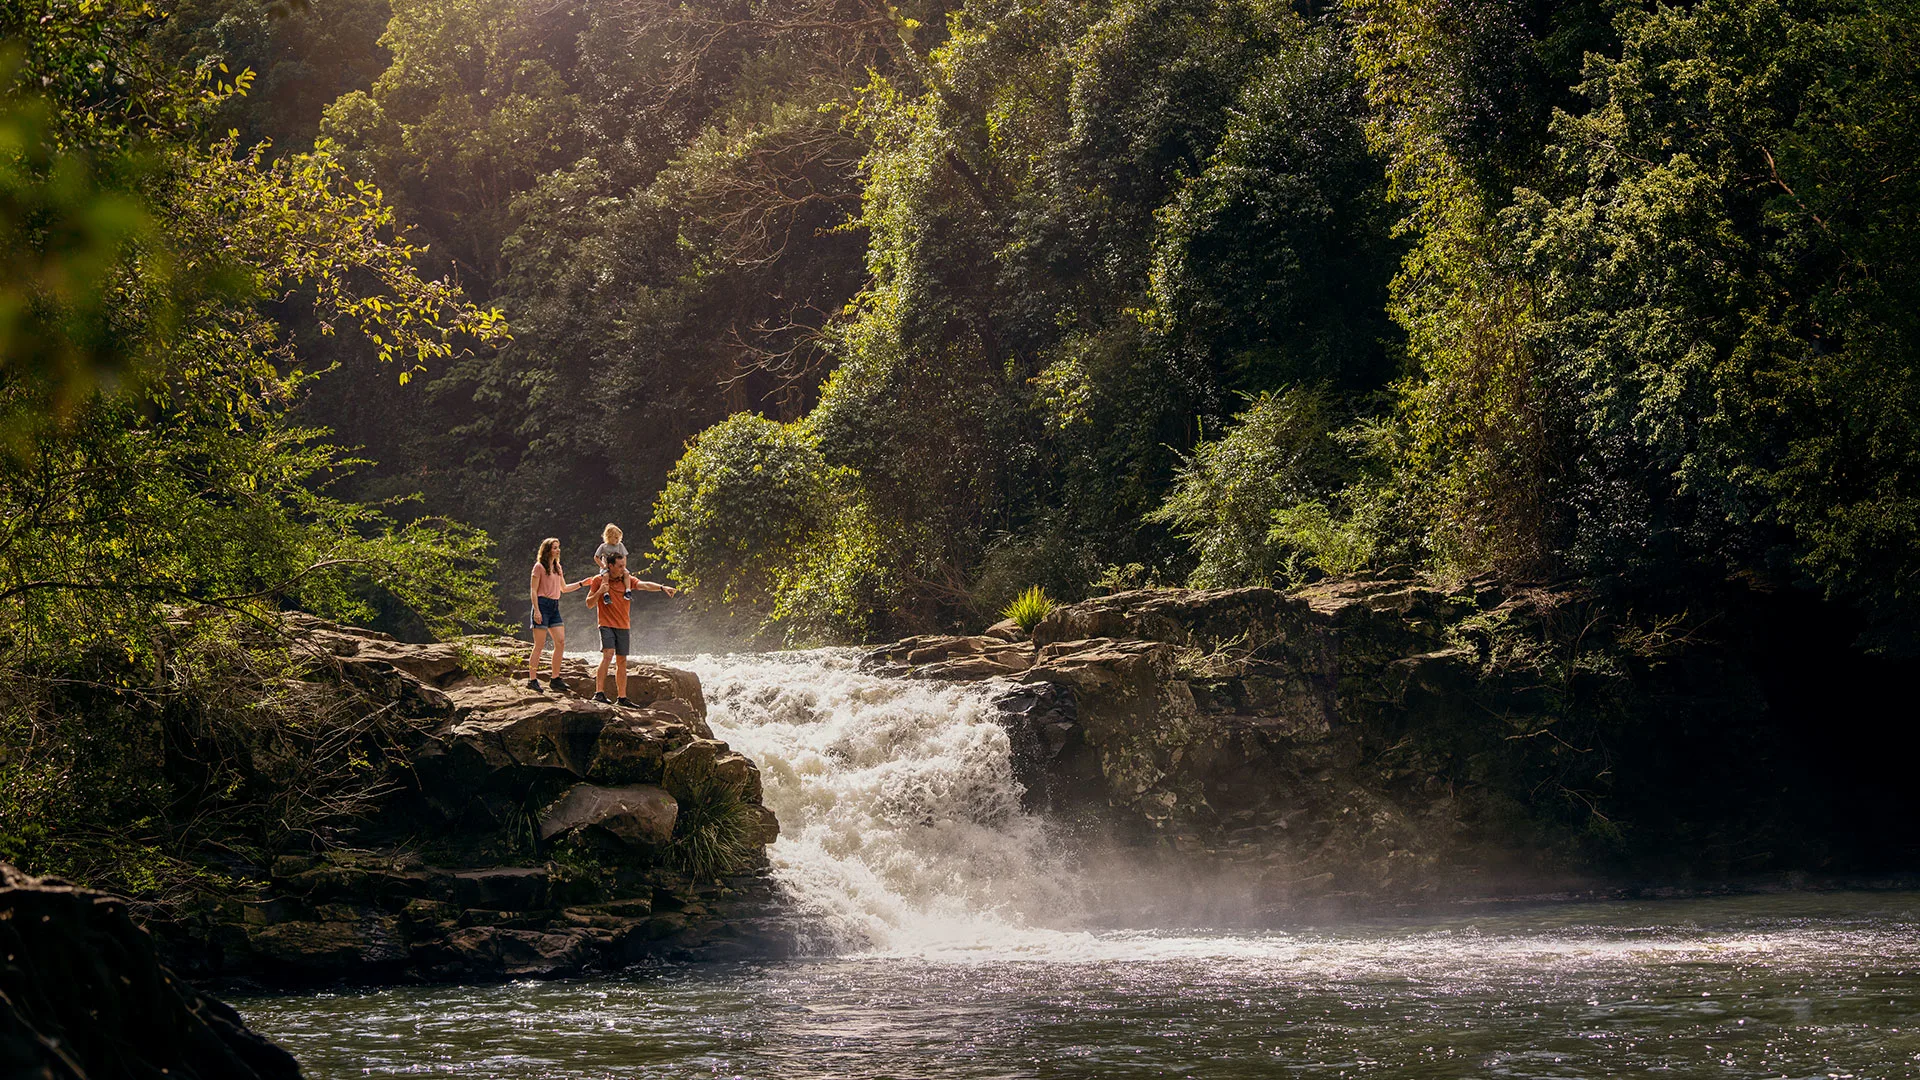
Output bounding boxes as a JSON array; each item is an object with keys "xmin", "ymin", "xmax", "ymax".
[{"xmin": 528, "ymin": 537, "xmax": 583, "ymax": 692}]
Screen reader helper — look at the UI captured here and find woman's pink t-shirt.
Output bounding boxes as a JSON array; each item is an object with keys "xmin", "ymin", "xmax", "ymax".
[{"xmin": 532, "ymin": 563, "xmax": 565, "ymax": 599}]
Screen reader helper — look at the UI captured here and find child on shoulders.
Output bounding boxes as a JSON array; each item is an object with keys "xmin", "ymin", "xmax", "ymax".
[{"xmin": 585, "ymin": 552, "xmax": 676, "ymax": 706}]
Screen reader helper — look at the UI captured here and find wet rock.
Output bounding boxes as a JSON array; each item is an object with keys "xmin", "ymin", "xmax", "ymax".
[
  {"xmin": 246, "ymin": 914, "xmax": 409, "ymax": 981},
  {"xmin": 539, "ymin": 783, "xmax": 679, "ymax": 848},
  {"xmin": 413, "ymin": 926, "xmax": 602, "ymax": 981},
  {"xmin": 752, "ymin": 805, "xmax": 782, "ymax": 845},
  {"xmin": 988, "ymin": 681, "xmax": 1085, "ymax": 812},
  {"xmin": 0, "ymin": 864, "xmax": 301, "ymax": 1079}
]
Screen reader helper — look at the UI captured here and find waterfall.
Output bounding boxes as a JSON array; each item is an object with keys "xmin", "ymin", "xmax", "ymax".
[{"xmin": 679, "ymin": 649, "xmax": 1085, "ymax": 956}]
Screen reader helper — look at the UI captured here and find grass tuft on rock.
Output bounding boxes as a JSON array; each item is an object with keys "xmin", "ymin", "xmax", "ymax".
[
  {"xmin": 669, "ymin": 776, "xmax": 760, "ymax": 878},
  {"xmin": 1000, "ymin": 586, "xmax": 1056, "ymax": 632}
]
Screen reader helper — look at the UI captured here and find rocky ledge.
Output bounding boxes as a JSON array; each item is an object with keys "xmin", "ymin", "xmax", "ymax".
[
  {"xmin": 1, "ymin": 864, "xmax": 300, "ymax": 1080},
  {"xmin": 150, "ymin": 617, "xmax": 788, "ymax": 986},
  {"xmin": 863, "ymin": 579, "xmax": 1902, "ymax": 913}
]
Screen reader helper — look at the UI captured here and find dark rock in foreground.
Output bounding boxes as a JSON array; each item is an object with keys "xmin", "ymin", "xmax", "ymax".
[{"xmin": 0, "ymin": 864, "xmax": 300, "ymax": 1080}]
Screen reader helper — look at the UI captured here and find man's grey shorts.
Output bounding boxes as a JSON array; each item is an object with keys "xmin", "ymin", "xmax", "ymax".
[{"xmin": 598, "ymin": 627, "xmax": 631, "ymax": 657}]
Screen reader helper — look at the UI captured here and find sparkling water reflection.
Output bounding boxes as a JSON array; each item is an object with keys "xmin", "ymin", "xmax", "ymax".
[{"xmin": 238, "ymin": 890, "xmax": 1920, "ymax": 1078}]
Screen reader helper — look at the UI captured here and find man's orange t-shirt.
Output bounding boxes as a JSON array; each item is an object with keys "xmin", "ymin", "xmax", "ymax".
[{"xmin": 590, "ymin": 574, "xmax": 633, "ymax": 629}]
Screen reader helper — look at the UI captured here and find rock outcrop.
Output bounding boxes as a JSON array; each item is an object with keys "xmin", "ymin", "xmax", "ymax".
[
  {"xmin": 864, "ymin": 578, "xmax": 1892, "ymax": 913},
  {"xmin": 148, "ymin": 619, "xmax": 789, "ymax": 986},
  {"xmin": 861, "ymin": 634, "xmax": 1036, "ymax": 680},
  {"xmin": 0, "ymin": 865, "xmax": 301, "ymax": 1080}
]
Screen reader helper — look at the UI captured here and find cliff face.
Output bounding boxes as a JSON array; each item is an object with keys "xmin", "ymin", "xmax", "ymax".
[
  {"xmin": 150, "ymin": 618, "xmax": 789, "ymax": 986},
  {"xmin": 865, "ymin": 578, "xmax": 1918, "ymax": 911}
]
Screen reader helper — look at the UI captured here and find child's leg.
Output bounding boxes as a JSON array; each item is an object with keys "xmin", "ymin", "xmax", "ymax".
[
  {"xmin": 529, "ymin": 627, "xmax": 547, "ymax": 679},
  {"xmin": 549, "ymin": 625, "xmax": 566, "ymax": 677},
  {"xmin": 614, "ymin": 655, "xmax": 628, "ymax": 699}
]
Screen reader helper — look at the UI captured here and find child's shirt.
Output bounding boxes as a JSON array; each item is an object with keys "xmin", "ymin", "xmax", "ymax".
[
  {"xmin": 589, "ymin": 573, "xmax": 634, "ymax": 629},
  {"xmin": 594, "ymin": 541, "xmax": 628, "ymax": 567}
]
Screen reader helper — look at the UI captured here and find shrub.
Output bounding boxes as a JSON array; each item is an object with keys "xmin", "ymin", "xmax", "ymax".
[
  {"xmin": 1270, "ymin": 501, "xmax": 1376, "ymax": 580},
  {"xmin": 1146, "ymin": 388, "xmax": 1346, "ymax": 587},
  {"xmin": 651, "ymin": 414, "xmax": 837, "ymax": 607},
  {"xmin": 1001, "ymin": 586, "xmax": 1056, "ymax": 632}
]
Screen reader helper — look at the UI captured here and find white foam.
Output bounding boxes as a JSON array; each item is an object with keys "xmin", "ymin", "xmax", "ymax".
[{"xmin": 674, "ymin": 649, "xmax": 1084, "ymax": 956}]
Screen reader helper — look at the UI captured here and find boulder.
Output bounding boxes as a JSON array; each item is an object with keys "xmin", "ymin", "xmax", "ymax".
[
  {"xmin": 246, "ymin": 915, "xmax": 409, "ymax": 980},
  {"xmin": 587, "ymin": 712, "xmax": 700, "ymax": 785},
  {"xmin": 622, "ymin": 666, "xmax": 708, "ymax": 720},
  {"xmin": 449, "ymin": 868, "xmax": 550, "ymax": 912},
  {"xmin": 752, "ymin": 805, "xmax": 782, "ymax": 845},
  {"xmin": 982, "ymin": 618, "xmax": 1028, "ymax": 642},
  {"xmin": 539, "ymin": 784, "xmax": 679, "ymax": 848},
  {"xmin": 420, "ymin": 692, "xmax": 611, "ymax": 800},
  {"xmin": 662, "ymin": 739, "xmax": 762, "ymax": 803},
  {"xmin": 418, "ymin": 676, "xmax": 715, "ymax": 802},
  {"xmin": 0, "ymin": 864, "xmax": 301, "ymax": 1079},
  {"xmin": 413, "ymin": 926, "xmax": 602, "ymax": 981},
  {"xmin": 859, "ymin": 634, "xmax": 1036, "ymax": 681}
]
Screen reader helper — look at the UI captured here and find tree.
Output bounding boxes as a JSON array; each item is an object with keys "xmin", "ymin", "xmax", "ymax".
[{"xmin": 1510, "ymin": 0, "xmax": 1920, "ymax": 647}]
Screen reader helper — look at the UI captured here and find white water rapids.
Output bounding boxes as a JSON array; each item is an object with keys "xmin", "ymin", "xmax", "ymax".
[{"xmin": 683, "ymin": 648, "xmax": 1088, "ymax": 957}]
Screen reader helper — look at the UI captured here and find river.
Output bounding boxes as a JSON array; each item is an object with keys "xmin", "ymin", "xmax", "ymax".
[{"xmin": 235, "ymin": 650, "xmax": 1920, "ymax": 1078}]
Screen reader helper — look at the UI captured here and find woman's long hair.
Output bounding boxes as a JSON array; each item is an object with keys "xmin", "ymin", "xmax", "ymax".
[{"xmin": 536, "ymin": 537, "xmax": 562, "ymax": 575}]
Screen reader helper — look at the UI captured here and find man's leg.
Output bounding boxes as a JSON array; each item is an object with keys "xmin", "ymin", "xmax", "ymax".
[
  {"xmin": 614, "ymin": 655, "xmax": 628, "ymax": 700},
  {"xmin": 597, "ymin": 649, "xmax": 613, "ymax": 696}
]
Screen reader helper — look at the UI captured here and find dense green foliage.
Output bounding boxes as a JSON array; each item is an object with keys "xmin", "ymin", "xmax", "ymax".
[
  {"xmin": 1, "ymin": 0, "xmax": 504, "ymax": 896},
  {"xmin": 123, "ymin": 0, "xmax": 1920, "ymax": 653}
]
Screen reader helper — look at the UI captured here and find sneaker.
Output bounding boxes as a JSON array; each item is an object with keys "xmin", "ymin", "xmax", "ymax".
[
  {"xmin": 526, "ymin": 678, "xmax": 543, "ymax": 692},
  {"xmin": 548, "ymin": 677, "xmax": 569, "ymax": 693},
  {"xmin": 592, "ymin": 691, "xmax": 611, "ymax": 704},
  {"xmin": 616, "ymin": 697, "xmax": 636, "ymax": 708}
]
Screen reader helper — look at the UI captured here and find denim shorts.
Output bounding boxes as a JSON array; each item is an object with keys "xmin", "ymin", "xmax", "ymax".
[
  {"xmin": 599, "ymin": 626, "xmax": 631, "ymax": 656},
  {"xmin": 533, "ymin": 597, "xmax": 563, "ymax": 628}
]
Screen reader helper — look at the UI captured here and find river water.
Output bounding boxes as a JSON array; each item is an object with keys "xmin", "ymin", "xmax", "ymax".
[{"xmin": 236, "ymin": 650, "xmax": 1920, "ymax": 1078}]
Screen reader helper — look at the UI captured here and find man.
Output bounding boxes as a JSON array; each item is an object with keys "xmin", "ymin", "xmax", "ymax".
[{"xmin": 585, "ymin": 553, "xmax": 676, "ymax": 705}]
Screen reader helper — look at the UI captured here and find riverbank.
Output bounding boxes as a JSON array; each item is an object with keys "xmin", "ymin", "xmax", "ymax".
[
  {"xmin": 43, "ymin": 571, "xmax": 1920, "ymax": 992},
  {"xmin": 141, "ymin": 616, "xmax": 793, "ymax": 987}
]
